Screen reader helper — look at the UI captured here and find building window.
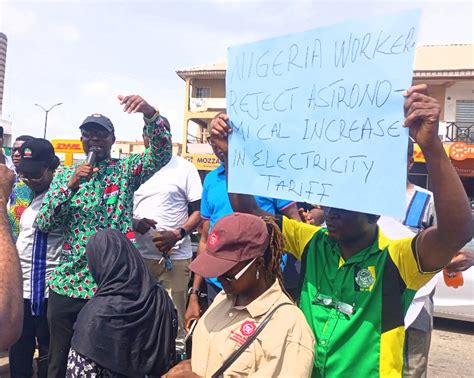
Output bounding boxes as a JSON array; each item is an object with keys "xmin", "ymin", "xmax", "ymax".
[
  {"xmin": 196, "ymin": 87, "xmax": 211, "ymax": 98},
  {"xmin": 456, "ymin": 100, "xmax": 474, "ymax": 124}
]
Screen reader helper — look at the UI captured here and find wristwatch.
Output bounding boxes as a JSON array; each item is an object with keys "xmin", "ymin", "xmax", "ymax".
[
  {"xmin": 188, "ymin": 287, "xmax": 201, "ymax": 297},
  {"xmin": 143, "ymin": 107, "xmax": 160, "ymax": 123}
]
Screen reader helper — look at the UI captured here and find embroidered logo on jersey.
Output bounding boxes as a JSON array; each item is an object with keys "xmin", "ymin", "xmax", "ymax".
[
  {"xmin": 103, "ymin": 184, "xmax": 119, "ymax": 205},
  {"xmin": 208, "ymin": 231, "xmax": 219, "ymax": 248},
  {"xmin": 229, "ymin": 321, "xmax": 258, "ymax": 346},
  {"xmin": 240, "ymin": 321, "xmax": 257, "ymax": 337},
  {"xmin": 60, "ymin": 242, "xmax": 73, "ymax": 261},
  {"xmin": 230, "ymin": 330, "xmax": 247, "ymax": 346},
  {"xmin": 355, "ymin": 266, "xmax": 376, "ymax": 292}
]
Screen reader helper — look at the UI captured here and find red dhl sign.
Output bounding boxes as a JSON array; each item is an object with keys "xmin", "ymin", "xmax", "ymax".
[
  {"xmin": 449, "ymin": 142, "xmax": 474, "ymax": 161},
  {"xmin": 52, "ymin": 139, "xmax": 84, "ymax": 153}
]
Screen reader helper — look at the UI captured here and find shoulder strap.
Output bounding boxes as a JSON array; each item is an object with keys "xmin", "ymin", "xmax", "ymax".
[{"xmin": 211, "ymin": 302, "xmax": 292, "ymax": 378}]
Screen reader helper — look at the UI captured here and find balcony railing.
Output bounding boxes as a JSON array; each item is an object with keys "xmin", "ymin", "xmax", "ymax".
[
  {"xmin": 445, "ymin": 122, "xmax": 474, "ymax": 143},
  {"xmin": 189, "ymin": 97, "xmax": 226, "ymax": 112}
]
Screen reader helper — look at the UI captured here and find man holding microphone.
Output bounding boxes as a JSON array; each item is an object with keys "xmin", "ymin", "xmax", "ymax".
[{"xmin": 37, "ymin": 94, "xmax": 172, "ymax": 377}]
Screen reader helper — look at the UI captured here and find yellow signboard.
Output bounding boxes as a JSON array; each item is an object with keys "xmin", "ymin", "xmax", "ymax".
[
  {"xmin": 413, "ymin": 143, "xmax": 451, "ymax": 163},
  {"xmin": 51, "ymin": 139, "xmax": 84, "ymax": 153},
  {"xmin": 51, "ymin": 139, "xmax": 84, "ymax": 166},
  {"xmin": 182, "ymin": 153, "xmax": 220, "ymax": 171}
]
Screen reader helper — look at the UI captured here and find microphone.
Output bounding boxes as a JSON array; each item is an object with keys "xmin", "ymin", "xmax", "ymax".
[{"xmin": 86, "ymin": 146, "xmax": 98, "ymax": 165}]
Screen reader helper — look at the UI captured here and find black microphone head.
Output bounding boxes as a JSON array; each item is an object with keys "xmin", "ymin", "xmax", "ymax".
[{"xmin": 86, "ymin": 146, "xmax": 98, "ymax": 165}]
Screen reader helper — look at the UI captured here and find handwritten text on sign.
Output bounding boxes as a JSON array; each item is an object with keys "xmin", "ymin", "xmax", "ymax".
[{"xmin": 227, "ymin": 10, "xmax": 420, "ymax": 218}]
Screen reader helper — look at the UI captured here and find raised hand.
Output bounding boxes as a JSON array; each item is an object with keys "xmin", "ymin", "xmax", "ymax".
[
  {"xmin": 210, "ymin": 112, "xmax": 232, "ymax": 138},
  {"xmin": 117, "ymin": 95, "xmax": 155, "ymax": 118},
  {"xmin": 403, "ymin": 84, "xmax": 441, "ymax": 150}
]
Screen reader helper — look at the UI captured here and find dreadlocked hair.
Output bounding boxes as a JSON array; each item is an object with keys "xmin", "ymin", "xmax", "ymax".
[{"xmin": 261, "ymin": 216, "xmax": 294, "ymax": 302}]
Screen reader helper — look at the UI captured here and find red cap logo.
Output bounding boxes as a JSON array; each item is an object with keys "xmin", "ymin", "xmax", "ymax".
[
  {"xmin": 23, "ymin": 148, "xmax": 33, "ymax": 158},
  {"xmin": 208, "ymin": 231, "xmax": 219, "ymax": 248}
]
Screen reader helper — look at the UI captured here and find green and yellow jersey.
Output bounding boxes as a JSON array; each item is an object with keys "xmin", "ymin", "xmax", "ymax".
[{"xmin": 280, "ymin": 217, "xmax": 437, "ymax": 377}]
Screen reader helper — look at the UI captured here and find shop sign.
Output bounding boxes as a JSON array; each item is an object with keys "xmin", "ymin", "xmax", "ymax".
[
  {"xmin": 449, "ymin": 142, "xmax": 474, "ymax": 161},
  {"xmin": 182, "ymin": 153, "xmax": 220, "ymax": 171},
  {"xmin": 52, "ymin": 139, "xmax": 84, "ymax": 153}
]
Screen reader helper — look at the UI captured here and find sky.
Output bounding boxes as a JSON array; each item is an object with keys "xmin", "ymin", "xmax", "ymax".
[{"xmin": 0, "ymin": 0, "xmax": 472, "ymax": 144}]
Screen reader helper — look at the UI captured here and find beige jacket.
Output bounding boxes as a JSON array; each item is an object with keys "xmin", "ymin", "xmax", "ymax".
[{"xmin": 191, "ymin": 280, "xmax": 314, "ymax": 377}]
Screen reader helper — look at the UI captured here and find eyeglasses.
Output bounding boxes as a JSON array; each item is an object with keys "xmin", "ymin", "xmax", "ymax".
[
  {"xmin": 19, "ymin": 169, "xmax": 48, "ymax": 182},
  {"xmin": 220, "ymin": 257, "xmax": 257, "ymax": 282},
  {"xmin": 312, "ymin": 292, "xmax": 354, "ymax": 316},
  {"xmin": 81, "ymin": 129, "xmax": 111, "ymax": 139}
]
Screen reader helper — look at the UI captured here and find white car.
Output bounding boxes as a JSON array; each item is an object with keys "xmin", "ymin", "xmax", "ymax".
[{"xmin": 434, "ymin": 239, "xmax": 474, "ymax": 322}]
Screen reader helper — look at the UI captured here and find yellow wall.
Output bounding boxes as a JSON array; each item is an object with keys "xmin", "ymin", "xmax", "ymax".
[{"xmin": 192, "ymin": 79, "xmax": 225, "ymax": 98}]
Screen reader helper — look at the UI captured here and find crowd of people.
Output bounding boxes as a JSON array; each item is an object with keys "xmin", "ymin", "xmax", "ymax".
[{"xmin": 0, "ymin": 85, "xmax": 472, "ymax": 378}]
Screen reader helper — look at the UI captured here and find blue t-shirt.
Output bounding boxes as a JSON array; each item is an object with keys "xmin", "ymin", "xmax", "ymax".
[
  {"xmin": 201, "ymin": 164, "xmax": 294, "ymax": 287},
  {"xmin": 201, "ymin": 164, "xmax": 293, "ymax": 228}
]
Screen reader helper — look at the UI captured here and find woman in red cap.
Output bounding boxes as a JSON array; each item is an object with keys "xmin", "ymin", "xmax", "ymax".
[{"xmin": 165, "ymin": 212, "xmax": 314, "ymax": 378}]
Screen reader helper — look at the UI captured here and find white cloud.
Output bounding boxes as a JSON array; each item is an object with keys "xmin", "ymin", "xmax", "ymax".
[
  {"xmin": 80, "ymin": 81, "xmax": 110, "ymax": 97},
  {"xmin": 0, "ymin": 3, "xmax": 37, "ymax": 36},
  {"xmin": 52, "ymin": 23, "xmax": 81, "ymax": 43}
]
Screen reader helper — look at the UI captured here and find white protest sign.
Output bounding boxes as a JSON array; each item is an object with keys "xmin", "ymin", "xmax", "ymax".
[{"xmin": 227, "ymin": 10, "xmax": 421, "ymax": 218}]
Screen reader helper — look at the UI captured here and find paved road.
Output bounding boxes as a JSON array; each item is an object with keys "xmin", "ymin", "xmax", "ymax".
[
  {"xmin": 428, "ymin": 318, "xmax": 474, "ymax": 377},
  {"xmin": 0, "ymin": 318, "xmax": 472, "ymax": 377}
]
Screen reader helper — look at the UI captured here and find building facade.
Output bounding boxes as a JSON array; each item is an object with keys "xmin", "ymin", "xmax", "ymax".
[
  {"xmin": 176, "ymin": 62, "xmax": 226, "ymax": 172},
  {"xmin": 411, "ymin": 44, "xmax": 473, "ymax": 200},
  {"xmin": 176, "ymin": 44, "xmax": 474, "ymax": 201}
]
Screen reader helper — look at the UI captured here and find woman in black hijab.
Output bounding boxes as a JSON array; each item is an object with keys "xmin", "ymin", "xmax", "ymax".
[{"xmin": 66, "ymin": 229, "xmax": 177, "ymax": 377}]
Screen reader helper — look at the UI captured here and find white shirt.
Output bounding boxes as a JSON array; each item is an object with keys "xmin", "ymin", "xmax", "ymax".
[
  {"xmin": 133, "ymin": 156, "xmax": 202, "ymax": 260},
  {"xmin": 16, "ymin": 192, "xmax": 63, "ymax": 299}
]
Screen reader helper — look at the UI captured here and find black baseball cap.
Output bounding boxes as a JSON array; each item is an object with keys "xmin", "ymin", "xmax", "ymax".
[
  {"xmin": 80, "ymin": 113, "xmax": 114, "ymax": 133},
  {"xmin": 18, "ymin": 138, "xmax": 58, "ymax": 174}
]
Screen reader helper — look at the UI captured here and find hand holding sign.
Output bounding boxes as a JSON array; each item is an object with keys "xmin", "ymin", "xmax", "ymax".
[
  {"xmin": 210, "ymin": 113, "xmax": 232, "ymax": 138},
  {"xmin": 403, "ymin": 84, "xmax": 441, "ymax": 150},
  {"xmin": 209, "ymin": 113, "xmax": 230, "ymax": 159}
]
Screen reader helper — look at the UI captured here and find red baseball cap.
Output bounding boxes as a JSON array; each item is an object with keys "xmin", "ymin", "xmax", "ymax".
[{"xmin": 189, "ymin": 213, "xmax": 270, "ymax": 278}]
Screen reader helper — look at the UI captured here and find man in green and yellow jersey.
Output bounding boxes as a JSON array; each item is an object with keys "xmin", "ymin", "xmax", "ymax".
[{"xmin": 210, "ymin": 84, "xmax": 473, "ymax": 377}]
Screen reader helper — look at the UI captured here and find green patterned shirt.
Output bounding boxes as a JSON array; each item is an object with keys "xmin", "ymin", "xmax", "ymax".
[{"xmin": 37, "ymin": 117, "xmax": 171, "ymax": 299}]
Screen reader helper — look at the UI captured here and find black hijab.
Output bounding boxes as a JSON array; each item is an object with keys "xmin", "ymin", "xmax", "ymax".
[{"xmin": 71, "ymin": 229, "xmax": 177, "ymax": 377}]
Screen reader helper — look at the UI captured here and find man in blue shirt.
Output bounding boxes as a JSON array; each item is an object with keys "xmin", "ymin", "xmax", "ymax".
[{"xmin": 184, "ymin": 122, "xmax": 300, "ymax": 329}]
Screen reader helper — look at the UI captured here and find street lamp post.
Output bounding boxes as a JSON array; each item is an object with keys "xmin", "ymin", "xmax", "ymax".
[{"xmin": 35, "ymin": 102, "xmax": 63, "ymax": 139}]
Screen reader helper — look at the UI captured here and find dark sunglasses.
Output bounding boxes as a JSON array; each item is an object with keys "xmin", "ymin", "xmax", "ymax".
[
  {"xmin": 19, "ymin": 169, "xmax": 48, "ymax": 182},
  {"xmin": 81, "ymin": 129, "xmax": 111, "ymax": 139}
]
